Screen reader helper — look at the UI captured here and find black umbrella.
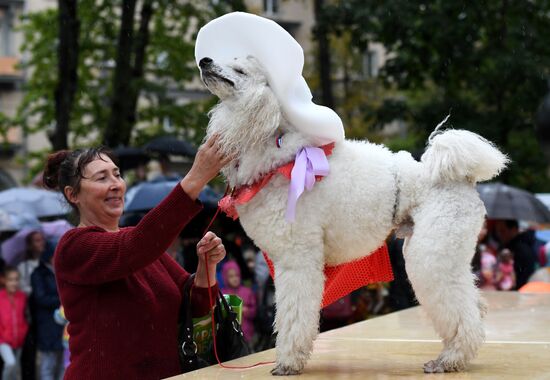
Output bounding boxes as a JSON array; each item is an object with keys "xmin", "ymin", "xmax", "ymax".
[
  {"xmin": 477, "ymin": 182, "xmax": 550, "ymax": 223},
  {"xmin": 112, "ymin": 146, "xmax": 150, "ymax": 171},
  {"xmin": 143, "ymin": 136, "xmax": 197, "ymax": 157}
]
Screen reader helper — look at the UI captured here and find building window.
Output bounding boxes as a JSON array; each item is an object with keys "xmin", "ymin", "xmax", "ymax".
[
  {"xmin": 0, "ymin": 6, "xmax": 13, "ymax": 56},
  {"xmin": 264, "ymin": 0, "xmax": 279, "ymax": 15},
  {"xmin": 363, "ymin": 49, "xmax": 379, "ymax": 78}
]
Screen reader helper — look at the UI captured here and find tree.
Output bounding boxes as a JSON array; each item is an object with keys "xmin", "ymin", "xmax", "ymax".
[
  {"xmin": 104, "ymin": 0, "xmax": 154, "ymax": 147},
  {"xmin": 320, "ymin": 0, "xmax": 550, "ymax": 191},
  {"xmin": 16, "ymin": 0, "xmax": 242, "ymax": 161},
  {"xmin": 313, "ymin": 0, "xmax": 335, "ymax": 108},
  {"xmin": 53, "ymin": 0, "xmax": 79, "ymax": 151}
]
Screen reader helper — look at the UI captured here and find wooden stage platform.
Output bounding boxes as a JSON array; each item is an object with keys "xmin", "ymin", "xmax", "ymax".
[{"xmin": 167, "ymin": 291, "xmax": 550, "ymax": 379}]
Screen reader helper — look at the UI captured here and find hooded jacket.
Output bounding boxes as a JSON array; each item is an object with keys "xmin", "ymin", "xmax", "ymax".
[{"xmin": 0, "ymin": 289, "xmax": 29, "ymax": 348}]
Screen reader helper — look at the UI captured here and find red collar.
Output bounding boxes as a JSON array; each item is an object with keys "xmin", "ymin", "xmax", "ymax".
[{"xmin": 219, "ymin": 143, "xmax": 335, "ymax": 220}]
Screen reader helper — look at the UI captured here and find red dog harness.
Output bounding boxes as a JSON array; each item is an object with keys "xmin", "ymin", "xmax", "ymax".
[{"xmin": 218, "ymin": 143, "xmax": 393, "ymax": 307}]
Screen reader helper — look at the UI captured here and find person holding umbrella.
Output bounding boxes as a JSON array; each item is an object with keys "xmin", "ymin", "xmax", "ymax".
[
  {"xmin": 18, "ymin": 230, "xmax": 46, "ymax": 295},
  {"xmin": 42, "ymin": 135, "xmax": 230, "ymax": 380},
  {"xmin": 31, "ymin": 244, "xmax": 64, "ymax": 380},
  {"xmin": 494, "ymin": 219, "xmax": 536, "ymax": 290}
]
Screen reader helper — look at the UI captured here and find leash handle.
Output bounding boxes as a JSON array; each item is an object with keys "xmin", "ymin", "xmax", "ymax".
[{"xmin": 200, "ymin": 186, "xmax": 275, "ymax": 370}]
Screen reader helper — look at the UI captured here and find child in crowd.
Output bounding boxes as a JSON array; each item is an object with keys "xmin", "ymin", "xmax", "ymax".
[
  {"xmin": 474, "ymin": 221, "xmax": 498, "ymax": 290},
  {"xmin": 478, "ymin": 244, "xmax": 497, "ymax": 290},
  {"xmin": 0, "ymin": 267, "xmax": 29, "ymax": 380},
  {"xmin": 53, "ymin": 306, "xmax": 70, "ymax": 369},
  {"xmin": 220, "ymin": 260, "xmax": 257, "ymax": 342},
  {"xmin": 18, "ymin": 230, "xmax": 46, "ymax": 295},
  {"xmin": 496, "ymin": 248, "xmax": 516, "ymax": 291}
]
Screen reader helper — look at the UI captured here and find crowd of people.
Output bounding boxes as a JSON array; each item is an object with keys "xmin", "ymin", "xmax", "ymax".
[
  {"xmin": 1, "ymin": 145, "xmax": 550, "ymax": 378},
  {"xmin": 0, "ymin": 230, "xmax": 65, "ymax": 380},
  {"xmin": 473, "ymin": 219, "xmax": 550, "ymax": 291},
  {"xmin": 2, "ymin": 211, "xmax": 550, "ymax": 379}
]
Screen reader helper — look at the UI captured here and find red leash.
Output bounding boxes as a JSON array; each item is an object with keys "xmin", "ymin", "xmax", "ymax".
[{"xmin": 200, "ymin": 186, "xmax": 275, "ymax": 369}]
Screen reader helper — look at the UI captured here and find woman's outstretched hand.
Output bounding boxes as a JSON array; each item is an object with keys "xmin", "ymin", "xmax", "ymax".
[
  {"xmin": 195, "ymin": 231, "xmax": 226, "ymax": 288},
  {"xmin": 180, "ymin": 134, "xmax": 232, "ymax": 200}
]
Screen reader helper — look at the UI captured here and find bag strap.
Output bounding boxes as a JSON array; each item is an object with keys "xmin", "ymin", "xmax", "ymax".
[
  {"xmin": 218, "ymin": 290, "xmax": 232, "ymax": 313},
  {"xmin": 179, "ymin": 273, "xmax": 197, "ymax": 357},
  {"xmin": 214, "ymin": 291, "xmax": 243, "ymax": 335}
]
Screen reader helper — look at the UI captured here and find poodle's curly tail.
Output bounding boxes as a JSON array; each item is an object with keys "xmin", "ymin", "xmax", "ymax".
[{"xmin": 421, "ymin": 128, "xmax": 509, "ymax": 184}]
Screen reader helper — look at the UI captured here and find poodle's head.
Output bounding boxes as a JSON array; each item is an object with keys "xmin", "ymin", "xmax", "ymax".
[
  {"xmin": 199, "ymin": 56, "xmax": 282, "ymax": 157},
  {"xmin": 199, "ymin": 55, "xmax": 271, "ymax": 100}
]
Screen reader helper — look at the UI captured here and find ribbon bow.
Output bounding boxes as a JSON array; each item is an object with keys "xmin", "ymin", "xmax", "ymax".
[{"xmin": 286, "ymin": 147, "xmax": 330, "ymax": 222}]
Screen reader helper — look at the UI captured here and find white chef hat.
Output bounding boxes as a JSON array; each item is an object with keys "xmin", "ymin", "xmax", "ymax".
[{"xmin": 195, "ymin": 12, "xmax": 344, "ymax": 145}]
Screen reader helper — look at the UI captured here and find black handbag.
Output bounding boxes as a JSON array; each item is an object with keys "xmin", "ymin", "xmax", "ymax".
[
  {"xmin": 206, "ymin": 288, "xmax": 251, "ymax": 363},
  {"xmin": 178, "ymin": 274, "xmax": 250, "ymax": 373}
]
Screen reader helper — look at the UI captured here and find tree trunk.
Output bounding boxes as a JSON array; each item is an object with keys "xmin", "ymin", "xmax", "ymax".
[
  {"xmin": 104, "ymin": 0, "xmax": 137, "ymax": 148},
  {"xmin": 53, "ymin": 0, "xmax": 79, "ymax": 151},
  {"xmin": 123, "ymin": 0, "xmax": 154, "ymax": 145},
  {"xmin": 104, "ymin": 0, "xmax": 155, "ymax": 148},
  {"xmin": 313, "ymin": 0, "xmax": 334, "ymax": 108}
]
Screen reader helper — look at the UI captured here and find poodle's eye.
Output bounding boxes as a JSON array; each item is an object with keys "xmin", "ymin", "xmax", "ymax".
[{"xmin": 234, "ymin": 68, "xmax": 246, "ymax": 75}]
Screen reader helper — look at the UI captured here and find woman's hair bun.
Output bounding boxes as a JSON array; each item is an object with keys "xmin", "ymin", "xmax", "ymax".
[{"xmin": 43, "ymin": 150, "xmax": 71, "ymax": 190}]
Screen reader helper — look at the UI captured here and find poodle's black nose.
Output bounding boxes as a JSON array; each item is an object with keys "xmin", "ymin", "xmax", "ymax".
[{"xmin": 199, "ymin": 57, "xmax": 213, "ymax": 68}]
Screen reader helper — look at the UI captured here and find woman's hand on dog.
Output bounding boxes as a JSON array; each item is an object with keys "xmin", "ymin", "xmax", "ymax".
[{"xmin": 180, "ymin": 134, "xmax": 232, "ymax": 199}]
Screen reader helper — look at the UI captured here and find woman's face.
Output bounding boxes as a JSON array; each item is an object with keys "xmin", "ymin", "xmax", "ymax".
[
  {"xmin": 28, "ymin": 232, "xmax": 46, "ymax": 256},
  {"xmin": 68, "ymin": 154, "xmax": 126, "ymax": 223},
  {"xmin": 5, "ymin": 271, "xmax": 20, "ymax": 294}
]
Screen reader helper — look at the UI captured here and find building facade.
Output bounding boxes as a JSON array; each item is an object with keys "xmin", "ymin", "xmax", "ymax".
[{"xmin": 0, "ymin": 0, "xmax": 56, "ymax": 186}]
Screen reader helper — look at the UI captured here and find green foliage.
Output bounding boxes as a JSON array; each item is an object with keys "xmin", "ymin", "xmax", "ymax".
[
  {"xmin": 506, "ymin": 129, "xmax": 549, "ymax": 192},
  {"xmin": 321, "ymin": 0, "xmax": 550, "ymax": 191},
  {"xmin": 0, "ymin": 113, "xmax": 16, "ymax": 145},
  {"xmin": 15, "ymin": 0, "xmax": 241, "ymax": 166},
  {"xmin": 16, "ymin": 9, "xmax": 59, "ymax": 135},
  {"xmin": 306, "ymin": 27, "xmax": 399, "ymax": 141}
]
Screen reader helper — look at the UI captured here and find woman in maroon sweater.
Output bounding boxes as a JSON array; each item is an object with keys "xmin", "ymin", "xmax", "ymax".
[{"xmin": 42, "ymin": 136, "xmax": 231, "ymax": 380}]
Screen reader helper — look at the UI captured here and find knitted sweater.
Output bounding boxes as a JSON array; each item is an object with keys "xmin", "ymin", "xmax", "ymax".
[{"xmin": 54, "ymin": 185, "xmax": 218, "ymax": 380}]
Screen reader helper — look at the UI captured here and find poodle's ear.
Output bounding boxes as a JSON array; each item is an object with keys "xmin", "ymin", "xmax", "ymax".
[{"xmin": 243, "ymin": 83, "xmax": 281, "ymax": 140}]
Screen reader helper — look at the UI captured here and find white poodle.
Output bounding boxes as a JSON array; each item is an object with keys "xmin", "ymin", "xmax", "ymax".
[{"xmin": 199, "ymin": 55, "xmax": 508, "ymax": 375}]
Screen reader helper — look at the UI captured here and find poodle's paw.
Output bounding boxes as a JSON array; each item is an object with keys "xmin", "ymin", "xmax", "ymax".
[
  {"xmin": 271, "ymin": 364, "xmax": 302, "ymax": 376},
  {"xmin": 423, "ymin": 358, "xmax": 463, "ymax": 373},
  {"xmin": 423, "ymin": 359, "xmax": 445, "ymax": 373}
]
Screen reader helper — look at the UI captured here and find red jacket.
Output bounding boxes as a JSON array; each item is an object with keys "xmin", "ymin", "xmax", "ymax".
[
  {"xmin": 55, "ymin": 185, "xmax": 218, "ymax": 380},
  {"xmin": 0, "ymin": 289, "xmax": 29, "ymax": 348}
]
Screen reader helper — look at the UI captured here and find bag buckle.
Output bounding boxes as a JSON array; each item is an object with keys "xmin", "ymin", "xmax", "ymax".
[{"xmin": 181, "ymin": 341, "xmax": 198, "ymax": 356}]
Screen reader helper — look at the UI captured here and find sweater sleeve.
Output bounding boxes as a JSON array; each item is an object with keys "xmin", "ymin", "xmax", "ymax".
[
  {"xmin": 190, "ymin": 284, "xmax": 219, "ymax": 317},
  {"xmin": 55, "ymin": 185, "xmax": 202, "ymax": 285}
]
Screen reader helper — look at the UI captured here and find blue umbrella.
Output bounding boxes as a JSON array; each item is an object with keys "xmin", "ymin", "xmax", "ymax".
[
  {"xmin": 535, "ymin": 230, "xmax": 550, "ymax": 242},
  {"xmin": 124, "ymin": 179, "xmax": 221, "ymax": 212},
  {"xmin": 0, "ymin": 209, "xmax": 41, "ymax": 232},
  {"xmin": 0, "ymin": 187, "xmax": 70, "ymax": 218}
]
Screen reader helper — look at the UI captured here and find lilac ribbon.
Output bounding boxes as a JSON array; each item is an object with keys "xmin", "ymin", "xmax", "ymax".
[{"xmin": 286, "ymin": 147, "xmax": 330, "ymax": 222}]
